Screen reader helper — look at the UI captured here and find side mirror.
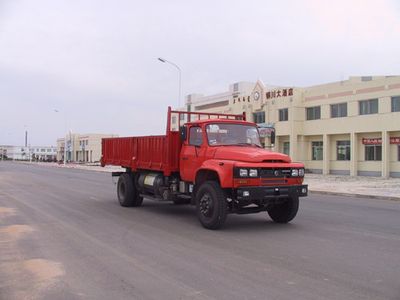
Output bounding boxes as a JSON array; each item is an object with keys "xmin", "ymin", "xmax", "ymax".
[
  {"xmin": 270, "ymin": 129, "xmax": 276, "ymax": 145},
  {"xmin": 180, "ymin": 126, "xmax": 187, "ymax": 141}
]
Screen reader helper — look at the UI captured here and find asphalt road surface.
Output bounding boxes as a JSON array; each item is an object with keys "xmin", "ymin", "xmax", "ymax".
[{"xmin": 1, "ymin": 161, "xmax": 399, "ymax": 300}]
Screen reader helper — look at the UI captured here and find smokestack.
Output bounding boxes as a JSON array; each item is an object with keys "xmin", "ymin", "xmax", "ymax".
[{"xmin": 25, "ymin": 131, "xmax": 28, "ymax": 147}]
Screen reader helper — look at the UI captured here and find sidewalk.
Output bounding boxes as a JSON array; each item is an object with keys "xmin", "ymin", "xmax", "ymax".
[
  {"xmin": 304, "ymin": 174, "xmax": 400, "ymax": 201},
  {"xmin": 19, "ymin": 162, "xmax": 400, "ymax": 201}
]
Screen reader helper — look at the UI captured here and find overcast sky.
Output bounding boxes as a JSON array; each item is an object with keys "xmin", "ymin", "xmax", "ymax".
[{"xmin": 1, "ymin": 0, "xmax": 399, "ymax": 146}]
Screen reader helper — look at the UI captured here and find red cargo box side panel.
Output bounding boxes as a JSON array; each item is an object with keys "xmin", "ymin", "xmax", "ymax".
[
  {"xmin": 102, "ymin": 137, "xmax": 136, "ymax": 168},
  {"xmin": 102, "ymin": 133, "xmax": 181, "ymax": 175},
  {"xmin": 136, "ymin": 136, "xmax": 166, "ymax": 170}
]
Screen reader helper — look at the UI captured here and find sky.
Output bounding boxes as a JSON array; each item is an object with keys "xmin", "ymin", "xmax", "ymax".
[{"xmin": 0, "ymin": 0, "xmax": 399, "ymax": 146}]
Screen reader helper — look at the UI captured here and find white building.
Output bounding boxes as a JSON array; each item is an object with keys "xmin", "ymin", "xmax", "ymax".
[{"xmin": 0, "ymin": 145, "xmax": 57, "ymax": 161}]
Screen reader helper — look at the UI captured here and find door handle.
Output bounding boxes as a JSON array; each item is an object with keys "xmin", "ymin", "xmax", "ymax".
[{"xmin": 182, "ymin": 157, "xmax": 188, "ymax": 160}]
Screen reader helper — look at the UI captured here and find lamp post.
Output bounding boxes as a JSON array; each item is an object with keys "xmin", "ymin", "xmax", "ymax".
[
  {"xmin": 54, "ymin": 109, "xmax": 67, "ymax": 166},
  {"xmin": 158, "ymin": 57, "xmax": 182, "ymax": 108}
]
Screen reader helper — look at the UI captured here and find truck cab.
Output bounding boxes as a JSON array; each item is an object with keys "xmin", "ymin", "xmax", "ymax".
[{"xmin": 178, "ymin": 118, "xmax": 307, "ymax": 229}]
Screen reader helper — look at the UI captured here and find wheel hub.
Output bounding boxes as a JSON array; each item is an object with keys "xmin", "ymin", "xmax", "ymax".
[{"xmin": 199, "ymin": 193, "xmax": 213, "ymax": 217}]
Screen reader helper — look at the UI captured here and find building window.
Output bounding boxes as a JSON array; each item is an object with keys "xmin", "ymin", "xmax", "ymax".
[
  {"xmin": 311, "ymin": 141, "xmax": 323, "ymax": 160},
  {"xmin": 392, "ymin": 96, "xmax": 400, "ymax": 112},
  {"xmin": 279, "ymin": 108, "xmax": 288, "ymax": 121},
  {"xmin": 337, "ymin": 140, "xmax": 350, "ymax": 161},
  {"xmin": 359, "ymin": 99, "xmax": 378, "ymax": 115},
  {"xmin": 253, "ymin": 111, "xmax": 265, "ymax": 124},
  {"xmin": 365, "ymin": 145, "xmax": 382, "ymax": 161},
  {"xmin": 283, "ymin": 142, "xmax": 290, "ymax": 155},
  {"xmin": 331, "ymin": 103, "xmax": 347, "ymax": 118},
  {"xmin": 306, "ymin": 106, "xmax": 321, "ymax": 120},
  {"xmin": 86, "ymin": 140, "xmax": 88, "ymax": 146}
]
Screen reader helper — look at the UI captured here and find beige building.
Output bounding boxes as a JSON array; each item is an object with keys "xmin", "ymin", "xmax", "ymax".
[
  {"xmin": 181, "ymin": 76, "xmax": 400, "ymax": 178},
  {"xmin": 57, "ymin": 133, "xmax": 118, "ymax": 163}
]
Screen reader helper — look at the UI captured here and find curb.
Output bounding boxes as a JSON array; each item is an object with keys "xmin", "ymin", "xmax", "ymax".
[
  {"xmin": 309, "ymin": 190, "xmax": 400, "ymax": 201},
  {"xmin": 16, "ymin": 161, "xmax": 122, "ymax": 173}
]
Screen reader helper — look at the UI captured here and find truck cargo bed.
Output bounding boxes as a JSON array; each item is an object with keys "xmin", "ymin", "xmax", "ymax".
[{"xmin": 101, "ymin": 132, "xmax": 181, "ymax": 175}]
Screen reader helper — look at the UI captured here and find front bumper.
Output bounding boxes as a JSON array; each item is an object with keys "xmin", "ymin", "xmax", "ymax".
[{"xmin": 236, "ymin": 184, "xmax": 308, "ymax": 201}]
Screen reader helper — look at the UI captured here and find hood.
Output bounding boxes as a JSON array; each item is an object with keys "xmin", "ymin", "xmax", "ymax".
[{"xmin": 213, "ymin": 146, "xmax": 291, "ymax": 163}]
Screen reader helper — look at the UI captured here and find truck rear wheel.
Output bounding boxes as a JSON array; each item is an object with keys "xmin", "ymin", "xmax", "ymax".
[
  {"xmin": 267, "ymin": 196, "xmax": 299, "ymax": 223},
  {"xmin": 117, "ymin": 173, "xmax": 143, "ymax": 207},
  {"xmin": 195, "ymin": 181, "xmax": 227, "ymax": 230}
]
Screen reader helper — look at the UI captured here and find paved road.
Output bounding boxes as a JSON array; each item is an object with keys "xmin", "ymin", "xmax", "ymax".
[{"xmin": 0, "ymin": 161, "xmax": 399, "ymax": 300}]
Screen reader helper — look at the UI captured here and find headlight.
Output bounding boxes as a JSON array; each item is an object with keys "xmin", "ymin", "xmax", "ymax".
[
  {"xmin": 249, "ymin": 169, "xmax": 258, "ymax": 177},
  {"xmin": 291, "ymin": 169, "xmax": 299, "ymax": 177},
  {"xmin": 299, "ymin": 168, "xmax": 305, "ymax": 177},
  {"xmin": 239, "ymin": 169, "xmax": 248, "ymax": 177}
]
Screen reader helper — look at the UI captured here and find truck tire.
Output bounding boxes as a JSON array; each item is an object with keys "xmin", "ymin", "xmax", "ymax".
[
  {"xmin": 195, "ymin": 181, "xmax": 227, "ymax": 230},
  {"xmin": 267, "ymin": 196, "xmax": 299, "ymax": 223},
  {"xmin": 117, "ymin": 173, "xmax": 143, "ymax": 207}
]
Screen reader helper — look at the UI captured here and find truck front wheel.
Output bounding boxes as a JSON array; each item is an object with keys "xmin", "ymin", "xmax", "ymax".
[
  {"xmin": 267, "ymin": 196, "xmax": 299, "ymax": 223},
  {"xmin": 117, "ymin": 173, "xmax": 143, "ymax": 207},
  {"xmin": 195, "ymin": 181, "xmax": 227, "ymax": 230}
]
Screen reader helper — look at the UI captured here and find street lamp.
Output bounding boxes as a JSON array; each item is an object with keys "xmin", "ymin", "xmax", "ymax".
[
  {"xmin": 54, "ymin": 109, "xmax": 67, "ymax": 166},
  {"xmin": 158, "ymin": 57, "xmax": 182, "ymax": 108}
]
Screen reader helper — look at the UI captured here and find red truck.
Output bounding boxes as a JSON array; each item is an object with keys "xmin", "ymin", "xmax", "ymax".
[{"xmin": 101, "ymin": 107, "xmax": 308, "ymax": 229}]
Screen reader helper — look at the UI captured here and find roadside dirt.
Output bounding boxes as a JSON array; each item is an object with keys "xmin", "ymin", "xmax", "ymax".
[
  {"xmin": 24, "ymin": 258, "xmax": 65, "ymax": 285},
  {"xmin": 0, "ymin": 206, "xmax": 64, "ymax": 300},
  {"xmin": 0, "ymin": 206, "xmax": 16, "ymax": 216},
  {"xmin": 0, "ymin": 224, "xmax": 34, "ymax": 241}
]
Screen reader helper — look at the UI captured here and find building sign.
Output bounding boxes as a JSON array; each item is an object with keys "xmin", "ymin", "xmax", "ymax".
[
  {"xmin": 362, "ymin": 137, "xmax": 400, "ymax": 145},
  {"xmin": 266, "ymin": 88, "xmax": 293, "ymax": 99},
  {"xmin": 390, "ymin": 137, "xmax": 400, "ymax": 144},
  {"xmin": 362, "ymin": 138, "xmax": 381, "ymax": 145}
]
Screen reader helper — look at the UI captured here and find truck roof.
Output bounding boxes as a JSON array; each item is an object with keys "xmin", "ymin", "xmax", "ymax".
[{"xmin": 186, "ymin": 118, "xmax": 257, "ymax": 126}]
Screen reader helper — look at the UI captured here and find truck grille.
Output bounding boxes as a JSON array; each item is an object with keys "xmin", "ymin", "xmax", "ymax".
[{"xmin": 260, "ymin": 168, "xmax": 292, "ymax": 178}]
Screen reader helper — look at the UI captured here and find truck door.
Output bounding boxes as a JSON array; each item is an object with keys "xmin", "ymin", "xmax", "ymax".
[{"xmin": 180, "ymin": 126, "xmax": 205, "ymax": 182}]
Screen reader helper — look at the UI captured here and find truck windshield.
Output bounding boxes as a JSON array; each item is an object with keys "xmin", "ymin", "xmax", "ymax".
[{"xmin": 206, "ymin": 123, "xmax": 262, "ymax": 147}]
